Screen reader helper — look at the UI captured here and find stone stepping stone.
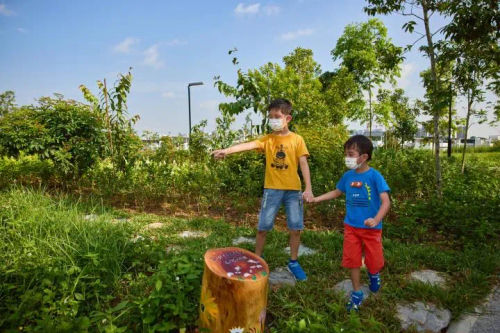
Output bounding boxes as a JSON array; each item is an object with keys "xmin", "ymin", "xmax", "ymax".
[
  {"xmin": 232, "ymin": 236, "xmax": 256, "ymax": 246},
  {"xmin": 178, "ymin": 230, "xmax": 208, "ymax": 238},
  {"xmin": 410, "ymin": 270, "xmax": 446, "ymax": 287},
  {"xmin": 84, "ymin": 214, "xmax": 98, "ymax": 221},
  {"xmin": 111, "ymin": 217, "xmax": 129, "ymax": 224},
  {"xmin": 396, "ymin": 301, "xmax": 451, "ymax": 332},
  {"xmin": 269, "ymin": 267, "xmax": 296, "ymax": 288},
  {"xmin": 333, "ymin": 279, "xmax": 371, "ymax": 299},
  {"xmin": 144, "ymin": 222, "xmax": 165, "ymax": 230},
  {"xmin": 284, "ymin": 245, "xmax": 317, "ymax": 256}
]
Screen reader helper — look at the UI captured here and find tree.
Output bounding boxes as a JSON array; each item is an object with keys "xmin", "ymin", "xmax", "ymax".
[
  {"xmin": 441, "ymin": 0, "xmax": 500, "ymax": 123},
  {"xmin": 331, "ymin": 18, "xmax": 403, "ymax": 138},
  {"xmin": 214, "ymin": 48, "xmax": 348, "ymax": 133},
  {"xmin": 365, "ymin": 0, "xmax": 448, "ymax": 194},
  {"xmin": 79, "ymin": 68, "xmax": 141, "ymax": 171},
  {"xmin": 375, "ymin": 88, "xmax": 419, "ymax": 147},
  {"xmin": 0, "ymin": 90, "xmax": 16, "ymax": 116}
]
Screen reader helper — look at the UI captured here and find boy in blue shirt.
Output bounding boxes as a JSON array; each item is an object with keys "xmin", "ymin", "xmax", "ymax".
[{"xmin": 309, "ymin": 135, "xmax": 390, "ymax": 311}]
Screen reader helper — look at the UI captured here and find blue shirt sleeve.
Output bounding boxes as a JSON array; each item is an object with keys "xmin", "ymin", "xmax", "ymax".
[
  {"xmin": 374, "ymin": 171, "xmax": 390, "ymax": 193},
  {"xmin": 336, "ymin": 171, "xmax": 348, "ymax": 193}
]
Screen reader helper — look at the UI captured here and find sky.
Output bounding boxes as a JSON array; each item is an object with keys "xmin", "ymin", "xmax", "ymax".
[{"xmin": 1, "ymin": 0, "xmax": 498, "ymax": 138}]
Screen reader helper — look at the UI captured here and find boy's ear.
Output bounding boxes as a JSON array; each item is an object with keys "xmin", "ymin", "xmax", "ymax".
[{"xmin": 285, "ymin": 115, "xmax": 292, "ymax": 123}]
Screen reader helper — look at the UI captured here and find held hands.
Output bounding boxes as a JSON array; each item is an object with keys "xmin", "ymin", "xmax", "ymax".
[
  {"xmin": 211, "ymin": 148, "xmax": 228, "ymax": 160},
  {"xmin": 303, "ymin": 190, "xmax": 316, "ymax": 203},
  {"xmin": 364, "ymin": 218, "xmax": 379, "ymax": 228}
]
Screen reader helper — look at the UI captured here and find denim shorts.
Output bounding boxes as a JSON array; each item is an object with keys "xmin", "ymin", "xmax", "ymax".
[{"xmin": 258, "ymin": 189, "xmax": 304, "ymax": 231}]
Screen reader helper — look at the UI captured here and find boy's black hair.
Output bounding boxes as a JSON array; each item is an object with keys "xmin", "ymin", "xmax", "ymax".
[
  {"xmin": 268, "ymin": 98, "xmax": 292, "ymax": 115},
  {"xmin": 344, "ymin": 135, "xmax": 373, "ymax": 161}
]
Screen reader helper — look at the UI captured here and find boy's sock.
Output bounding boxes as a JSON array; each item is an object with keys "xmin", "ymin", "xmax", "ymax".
[
  {"xmin": 287, "ymin": 259, "xmax": 307, "ymax": 281},
  {"xmin": 368, "ymin": 272, "xmax": 381, "ymax": 293},
  {"xmin": 346, "ymin": 290, "xmax": 364, "ymax": 312}
]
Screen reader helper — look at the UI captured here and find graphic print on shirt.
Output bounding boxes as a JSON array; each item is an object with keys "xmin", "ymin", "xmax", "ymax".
[
  {"xmin": 270, "ymin": 144, "xmax": 288, "ymax": 170},
  {"xmin": 347, "ymin": 179, "xmax": 370, "ymax": 207}
]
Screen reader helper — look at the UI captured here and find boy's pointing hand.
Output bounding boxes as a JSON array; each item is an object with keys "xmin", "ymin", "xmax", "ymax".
[{"xmin": 211, "ymin": 149, "xmax": 227, "ymax": 160}]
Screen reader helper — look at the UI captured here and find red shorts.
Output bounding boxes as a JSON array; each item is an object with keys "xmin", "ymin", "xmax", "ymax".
[{"xmin": 342, "ymin": 224, "xmax": 384, "ymax": 274}]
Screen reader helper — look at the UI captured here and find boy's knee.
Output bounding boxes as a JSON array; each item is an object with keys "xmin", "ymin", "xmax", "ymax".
[
  {"xmin": 257, "ymin": 230, "xmax": 268, "ymax": 236},
  {"xmin": 289, "ymin": 230, "xmax": 301, "ymax": 236}
]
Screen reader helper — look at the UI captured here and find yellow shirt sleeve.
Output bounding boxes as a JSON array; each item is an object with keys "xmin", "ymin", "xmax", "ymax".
[
  {"xmin": 253, "ymin": 135, "xmax": 269, "ymax": 152},
  {"xmin": 295, "ymin": 135, "xmax": 309, "ymax": 159}
]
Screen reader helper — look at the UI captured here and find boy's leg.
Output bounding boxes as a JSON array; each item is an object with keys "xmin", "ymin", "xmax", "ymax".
[
  {"xmin": 350, "ymin": 267, "xmax": 362, "ymax": 291},
  {"xmin": 255, "ymin": 230, "xmax": 267, "ymax": 257},
  {"xmin": 256, "ymin": 189, "xmax": 283, "ymax": 257},
  {"xmin": 342, "ymin": 225, "xmax": 365, "ymax": 311},
  {"xmin": 362, "ymin": 229, "xmax": 384, "ymax": 292},
  {"xmin": 284, "ymin": 190, "xmax": 304, "ymax": 258},
  {"xmin": 289, "ymin": 230, "xmax": 301, "ymax": 260},
  {"xmin": 284, "ymin": 190, "xmax": 307, "ymax": 281}
]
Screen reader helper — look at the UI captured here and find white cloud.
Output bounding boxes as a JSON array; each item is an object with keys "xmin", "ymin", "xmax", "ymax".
[
  {"xmin": 166, "ymin": 38, "xmax": 187, "ymax": 46},
  {"xmin": 143, "ymin": 44, "xmax": 164, "ymax": 69},
  {"xmin": 161, "ymin": 91, "xmax": 176, "ymax": 99},
  {"xmin": 17, "ymin": 27, "xmax": 27, "ymax": 33},
  {"xmin": 0, "ymin": 4, "xmax": 14, "ymax": 16},
  {"xmin": 113, "ymin": 37, "xmax": 139, "ymax": 54},
  {"xmin": 234, "ymin": 3, "xmax": 260, "ymax": 15},
  {"xmin": 263, "ymin": 5, "xmax": 280, "ymax": 15},
  {"xmin": 280, "ymin": 28, "xmax": 314, "ymax": 41}
]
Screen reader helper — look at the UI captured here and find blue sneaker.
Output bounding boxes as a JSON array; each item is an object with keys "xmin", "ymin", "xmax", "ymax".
[
  {"xmin": 346, "ymin": 290, "xmax": 364, "ymax": 312},
  {"xmin": 287, "ymin": 260, "xmax": 307, "ymax": 281},
  {"xmin": 368, "ymin": 272, "xmax": 381, "ymax": 293}
]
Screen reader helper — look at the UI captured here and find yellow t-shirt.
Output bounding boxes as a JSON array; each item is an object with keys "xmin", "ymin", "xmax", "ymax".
[{"xmin": 253, "ymin": 132, "xmax": 309, "ymax": 190}]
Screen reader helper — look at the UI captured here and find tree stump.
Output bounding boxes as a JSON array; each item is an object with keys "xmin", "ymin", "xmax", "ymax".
[{"xmin": 199, "ymin": 247, "xmax": 269, "ymax": 333}]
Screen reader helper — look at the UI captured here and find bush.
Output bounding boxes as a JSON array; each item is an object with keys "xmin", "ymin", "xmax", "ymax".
[{"xmin": 0, "ymin": 97, "xmax": 106, "ymax": 177}]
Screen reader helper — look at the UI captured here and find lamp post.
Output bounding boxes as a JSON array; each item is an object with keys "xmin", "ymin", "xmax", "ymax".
[{"xmin": 188, "ymin": 81, "xmax": 204, "ymax": 143}]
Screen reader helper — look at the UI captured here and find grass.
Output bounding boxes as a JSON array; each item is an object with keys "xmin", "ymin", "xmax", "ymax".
[{"xmin": 1, "ymin": 187, "xmax": 498, "ymax": 332}]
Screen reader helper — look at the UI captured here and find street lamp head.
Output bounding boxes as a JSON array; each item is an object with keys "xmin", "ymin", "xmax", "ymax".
[{"xmin": 188, "ymin": 82, "xmax": 204, "ymax": 87}]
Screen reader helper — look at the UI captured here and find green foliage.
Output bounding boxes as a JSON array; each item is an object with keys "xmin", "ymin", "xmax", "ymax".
[
  {"xmin": 0, "ymin": 154, "xmax": 55, "ymax": 188},
  {"xmin": 375, "ymin": 88, "xmax": 419, "ymax": 146},
  {"xmin": 0, "ymin": 90, "xmax": 16, "ymax": 116},
  {"xmin": 215, "ymin": 47, "xmax": 349, "ymax": 130},
  {"xmin": 79, "ymin": 69, "xmax": 142, "ymax": 172},
  {"xmin": 134, "ymin": 254, "xmax": 203, "ymax": 331},
  {"xmin": 332, "ymin": 18, "xmax": 403, "ymax": 135},
  {"xmin": 0, "ymin": 96, "xmax": 106, "ymax": 177}
]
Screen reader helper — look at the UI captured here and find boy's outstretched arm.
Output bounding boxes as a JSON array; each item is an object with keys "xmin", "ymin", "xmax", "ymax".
[
  {"xmin": 299, "ymin": 155, "xmax": 313, "ymax": 201},
  {"xmin": 364, "ymin": 192, "xmax": 391, "ymax": 227},
  {"xmin": 212, "ymin": 141, "xmax": 259, "ymax": 159},
  {"xmin": 311, "ymin": 189, "xmax": 343, "ymax": 203}
]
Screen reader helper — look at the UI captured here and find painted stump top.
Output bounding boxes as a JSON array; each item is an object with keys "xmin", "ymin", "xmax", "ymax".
[{"xmin": 205, "ymin": 247, "xmax": 269, "ymax": 281}]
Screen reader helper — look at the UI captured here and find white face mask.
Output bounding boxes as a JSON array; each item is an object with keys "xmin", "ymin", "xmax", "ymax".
[
  {"xmin": 268, "ymin": 118, "xmax": 284, "ymax": 131},
  {"xmin": 345, "ymin": 157, "xmax": 360, "ymax": 170}
]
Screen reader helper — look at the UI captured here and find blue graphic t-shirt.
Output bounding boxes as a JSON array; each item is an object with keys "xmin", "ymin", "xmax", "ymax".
[{"xmin": 336, "ymin": 168, "xmax": 390, "ymax": 230}]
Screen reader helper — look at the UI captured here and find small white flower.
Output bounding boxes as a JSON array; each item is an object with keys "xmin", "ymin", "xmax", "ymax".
[{"xmin": 229, "ymin": 327, "xmax": 244, "ymax": 333}]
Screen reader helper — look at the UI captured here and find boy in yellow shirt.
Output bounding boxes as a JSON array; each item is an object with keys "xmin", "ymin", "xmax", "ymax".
[{"xmin": 212, "ymin": 98, "xmax": 313, "ymax": 281}]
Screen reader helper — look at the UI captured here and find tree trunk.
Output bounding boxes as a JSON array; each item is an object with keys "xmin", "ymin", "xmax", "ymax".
[
  {"xmin": 368, "ymin": 79, "xmax": 373, "ymax": 139},
  {"xmin": 199, "ymin": 247, "xmax": 269, "ymax": 333},
  {"xmin": 103, "ymin": 79, "xmax": 113, "ymax": 155},
  {"xmin": 461, "ymin": 90, "xmax": 472, "ymax": 174},
  {"xmin": 422, "ymin": 0, "xmax": 442, "ymax": 195},
  {"xmin": 447, "ymin": 83, "xmax": 453, "ymax": 157}
]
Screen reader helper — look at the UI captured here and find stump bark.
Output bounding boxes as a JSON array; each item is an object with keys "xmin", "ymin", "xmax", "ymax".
[{"xmin": 199, "ymin": 247, "xmax": 269, "ymax": 333}]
